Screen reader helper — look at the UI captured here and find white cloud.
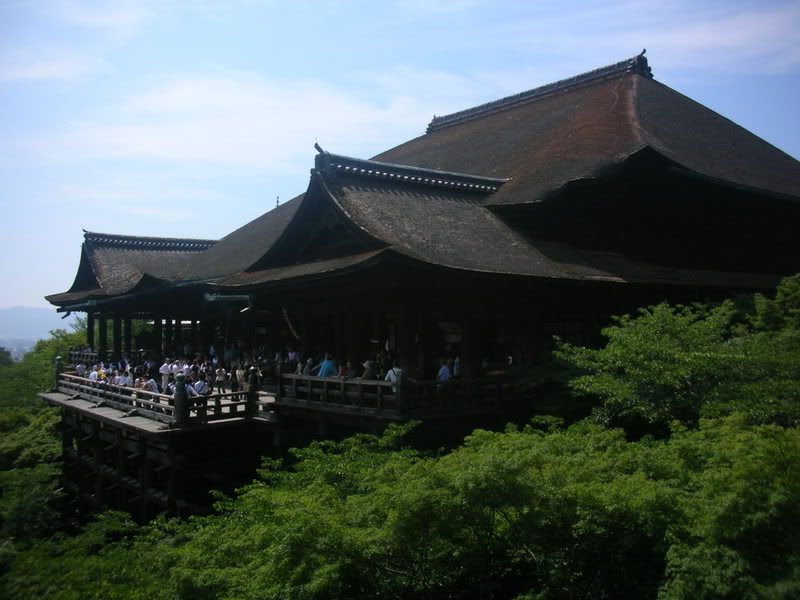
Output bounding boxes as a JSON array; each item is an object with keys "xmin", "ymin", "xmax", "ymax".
[
  {"xmin": 36, "ymin": 73, "xmax": 441, "ymax": 167},
  {"xmin": 0, "ymin": 49, "xmax": 104, "ymax": 81},
  {"xmin": 51, "ymin": 0, "xmax": 151, "ymax": 33},
  {"xmin": 495, "ymin": 1, "xmax": 800, "ymax": 75}
]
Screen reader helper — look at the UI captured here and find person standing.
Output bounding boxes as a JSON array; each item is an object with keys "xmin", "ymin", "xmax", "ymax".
[
  {"xmin": 437, "ymin": 358, "xmax": 451, "ymax": 383},
  {"xmin": 215, "ymin": 364, "xmax": 227, "ymax": 394},
  {"xmin": 384, "ymin": 359, "xmax": 403, "ymax": 393},
  {"xmin": 159, "ymin": 358, "xmax": 172, "ymax": 393}
]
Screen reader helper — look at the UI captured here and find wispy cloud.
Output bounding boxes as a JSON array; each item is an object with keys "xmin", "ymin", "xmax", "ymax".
[
  {"xmin": 50, "ymin": 0, "xmax": 151, "ymax": 34},
  {"xmin": 35, "ymin": 72, "xmax": 442, "ymax": 167},
  {"xmin": 0, "ymin": 48, "xmax": 105, "ymax": 82},
  {"xmin": 493, "ymin": 1, "xmax": 800, "ymax": 75}
]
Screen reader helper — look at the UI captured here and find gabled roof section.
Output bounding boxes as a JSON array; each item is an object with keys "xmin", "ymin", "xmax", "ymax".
[
  {"xmin": 427, "ymin": 51, "xmax": 652, "ymax": 133},
  {"xmin": 373, "ymin": 52, "xmax": 800, "ymax": 205},
  {"xmin": 46, "ymin": 231, "xmax": 219, "ymax": 307},
  {"xmin": 320, "ymin": 160, "xmax": 594, "ymax": 278}
]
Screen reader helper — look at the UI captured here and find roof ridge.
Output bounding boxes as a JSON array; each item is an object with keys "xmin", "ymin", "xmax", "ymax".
[
  {"xmin": 315, "ymin": 152, "xmax": 508, "ymax": 194},
  {"xmin": 427, "ymin": 51, "xmax": 653, "ymax": 133},
  {"xmin": 83, "ymin": 230, "xmax": 218, "ymax": 251}
]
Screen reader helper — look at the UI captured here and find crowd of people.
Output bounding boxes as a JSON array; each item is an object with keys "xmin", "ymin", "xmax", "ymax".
[{"xmin": 72, "ymin": 346, "xmax": 465, "ymax": 397}]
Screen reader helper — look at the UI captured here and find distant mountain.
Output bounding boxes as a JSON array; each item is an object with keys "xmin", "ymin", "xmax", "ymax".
[{"xmin": 0, "ymin": 307, "xmax": 78, "ymax": 341}]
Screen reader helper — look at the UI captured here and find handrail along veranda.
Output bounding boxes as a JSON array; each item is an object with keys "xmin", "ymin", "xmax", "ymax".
[{"xmin": 55, "ymin": 372, "xmax": 250, "ymax": 426}]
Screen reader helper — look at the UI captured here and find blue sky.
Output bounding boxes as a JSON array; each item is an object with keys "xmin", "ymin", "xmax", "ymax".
[{"xmin": 1, "ymin": 0, "xmax": 798, "ymax": 309}]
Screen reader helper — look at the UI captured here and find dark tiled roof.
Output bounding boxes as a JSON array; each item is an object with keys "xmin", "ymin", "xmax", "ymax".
[
  {"xmin": 48, "ymin": 53, "xmax": 798, "ymax": 307},
  {"xmin": 83, "ymin": 231, "xmax": 217, "ymax": 250},
  {"xmin": 217, "ymin": 249, "xmax": 386, "ymax": 288},
  {"xmin": 178, "ymin": 195, "xmax": 303, "ymax": 279},
  {"xmin": 315, "ymin": 152, "xmax": 508, "ymax": 194},
  {"xmin": 326, "ymin": 173, "xmax": 615, "ymax": 279},
  {"xmin": 46, "ymin": 231, "xmax": 220, "ymax": 306},
  {"xmin": 373, "ymin": 55, "xmax": 800, "ymax": 204},
  {"xmin": 427, "ymin": 52, "xmax": 652, "ymax": 133}
]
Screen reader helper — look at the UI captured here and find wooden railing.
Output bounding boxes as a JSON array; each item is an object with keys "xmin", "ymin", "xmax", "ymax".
[
  {"xmin": 405, "ymin": 377, "xmax": 522, "ymax": 416},
  {"xmin": 278, "ymin": 374, "xmax": 404, "ymax": 415},
  {"xmin": 69, "ymin": 349, "xmax": 98, "ymax": 366},
  {"xmin": 276, "ymin": 374, "xmax": 524, "ymax": 418},
  {"xmin": 55, "ymin": 372, "xmax": 252, "ymax": 427},
  {"xmin": 53, "ymin": 369, "xmax": 527, "ymax": 427}
]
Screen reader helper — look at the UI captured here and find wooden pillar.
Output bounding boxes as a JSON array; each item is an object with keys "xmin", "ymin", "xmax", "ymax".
[
  {"xmin": 335, "ymin": 313, "xmax": 345, "ymax": 365},
  {"xmin": 398, "ymin": 302, "xmax": 416, "ymax": 375},
  {"xmin": 86, "ymin": 314, "xmax": 95, "ymax": 350},
  {"xmin": 112, "ymin": 316, "xmax": 122, "ymax": 361},
  {"xmin": 153, "ymin": 315, "xmax": 163, "ymax": 363},
  {"xmin": 461, "ymin": 314, "xmax": 482, "ymax": 378},
  {"xmin": 116, "ymin": 430, "xmax": 126, "ymax": 507},
  {"xmin": 92, "ymin": 424, "xmax": 104, "ymax": 510},
  {"xmin": 174, "ymin": 374, "xmax": 189, "ymax": 427},
  {"xmin": 165, "ymin": 318, "xmax": 174, "ymax": 357},
  {"xmin": 167, "ymin": 444, "xmax": 178, "ymax": 514},
  {"xmin": 97, "ymin": 317, "xmax": 108, "ymax": 362},
  {"xmin": 190, "ymin": 320, "xmax": 198, "ymax": 357},
  {"xmin": 299, "ymin": 305, "xmax": 309, "ymax": 357},
  {"xmin": 345, "ymin": 312, "xmax": 356, "ymax": 365},
  {"xmin": 138, "ymin": 438, "xmax": 150, "ymax": 522},
  {"xmin": 123, "ymin": 317, "xmax": 132, "ymax": 356},
  {"xmin": 199, "ymin": 317, "xmax": 210, "ymax": 358}
]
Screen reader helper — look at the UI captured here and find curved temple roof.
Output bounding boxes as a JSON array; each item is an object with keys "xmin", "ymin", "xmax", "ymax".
[
  {"xmin": 48, "ymin": 53, "xmax": 799, "ymax": 309},
  {"xmin": 46, "ymin": 231, "xmax": 219, "ymax": 306}
]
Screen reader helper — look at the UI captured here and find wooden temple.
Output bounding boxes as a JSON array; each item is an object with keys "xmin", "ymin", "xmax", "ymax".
[{"xmin": 43, "ymin": 52, "xmax": 800, "ymax": 518}]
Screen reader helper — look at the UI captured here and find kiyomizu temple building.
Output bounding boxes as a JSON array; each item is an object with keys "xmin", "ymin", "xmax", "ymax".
[{"xmin": 43, "ymin": 53, "xmax": 800, "ymax": 518}]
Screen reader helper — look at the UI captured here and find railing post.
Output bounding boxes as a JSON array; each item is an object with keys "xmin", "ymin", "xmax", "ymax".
[
  {"xmin": 174, "ymin": 374, "xmax": 189, "ymax": 427},
  {"xmin": 54, "ymin": 356, "xmax": 63, "ymax": 391},
  {"xmin": 397, "ymin": 372, "xmax": 409, "ymax": 416},
  {"xmin": 247, "ymin": 366, "xmax": 258, "ymax": 418},
  {"xmin": 275, "ymin": 363, "xmax": 283, "ymax": 403}
]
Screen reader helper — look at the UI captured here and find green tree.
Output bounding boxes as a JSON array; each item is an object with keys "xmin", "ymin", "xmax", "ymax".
[
  {"xmin": 556, "ymin": 275, "xmax": 800, "ymax": 431},
  {"xmin": 0, "ymin": 348, "xmax": 12, "ymax": 367}
]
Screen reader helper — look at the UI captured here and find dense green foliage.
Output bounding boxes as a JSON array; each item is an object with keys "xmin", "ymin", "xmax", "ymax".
[
  {"xmin": 1, "ymin": 279, "xmax": 799, "ymax": 598},
  {"xmin": 2, "ymin": 417, "xmax": 798, "ymax": 599},
  {"xmin": 0, "ymin": 328, "xmax": 84, "ymax": 572},
  {"xmin": 557, "ymin": 275, "xmax": 800, "ymax": 432},
  {"xmin": 0, "ymin": 348, "xmax": 12, "ymax": 367}
]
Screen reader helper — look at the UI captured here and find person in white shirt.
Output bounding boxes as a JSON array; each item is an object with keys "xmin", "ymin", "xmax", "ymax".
[
  {"xmin": 384, "ymin": 360, "xmax": 403, "ymax": 393},
  {"xmin": 88, "ymin": 365, "xmax": 100, "ymax": 381},
  {"xmin": 215, "ymin": 365, "xmax": 227, "ymax": 394},
  {"xmin": 159, "ymin": 359, "xmax": 172, "ymax": 393},
  {"xmin": 76, "ymin": 362, "xmax": 87, "ymax": 377}
]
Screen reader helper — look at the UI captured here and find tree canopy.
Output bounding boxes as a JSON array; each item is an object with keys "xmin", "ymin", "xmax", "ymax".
[{"xmin": 1, "ymin": 277, "xmax": 799, "ymax": 598}]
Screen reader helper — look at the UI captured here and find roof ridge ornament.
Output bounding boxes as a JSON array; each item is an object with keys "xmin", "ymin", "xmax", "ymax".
[
  {"xmin": 427, "ymin": 51, "xmax": 654, "ymax": 133},
  {"xmin": 315, "ymin": 152, "xmax": 509, "ymax": 194}
]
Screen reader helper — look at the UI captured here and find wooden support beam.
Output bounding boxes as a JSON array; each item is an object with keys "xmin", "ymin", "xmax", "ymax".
[
  {"xmin": 153, "ymin": 315, "xmax": 163, "ymax": 364},
  {"xmin": 190, "ymin": 320, "xmax": 198, "ymax": 357},
  {"xmin": 87, "ymin": 314, "xmax": 95, "ymax": 351},
  {"xmin": 139, "ymin": 438, "xmax": 150, "ymax": 522},
  {"xmin": 112, "ymin": 316, "xmax": 122, "ymax": 361},
  {"xmin": 123, "ymin": 317, "xmax": 132, "ymax": 356},
  {"xmin": 98, "ymin": 317, "xmax": 108, "ymax": 362},
  {"xmin": 165, "ymin": 318, "xmax": 174, "ymax": 357}
]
